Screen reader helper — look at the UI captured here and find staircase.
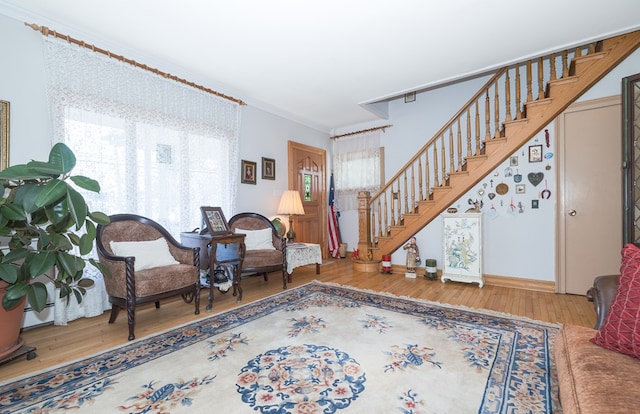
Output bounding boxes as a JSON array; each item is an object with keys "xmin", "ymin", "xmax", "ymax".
[{"xmin": 357, "ymin": 30, "xmax": 640, "ymax": 261}]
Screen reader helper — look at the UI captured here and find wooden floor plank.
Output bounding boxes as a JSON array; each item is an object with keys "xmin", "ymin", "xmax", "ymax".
[{"xmin": 0, "ymin": 259, "xmax": 596, "ymax": 382}]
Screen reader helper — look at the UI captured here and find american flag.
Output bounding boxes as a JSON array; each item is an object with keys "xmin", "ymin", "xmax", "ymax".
[{"xmin": 328, "ymin": 173, "xmax": 341, "ymax": 258}]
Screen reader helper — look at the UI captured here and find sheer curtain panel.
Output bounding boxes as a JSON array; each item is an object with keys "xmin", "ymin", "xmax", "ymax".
[
  {"xmin": 332, "ymin": 131, "xmax": 382, "ymax": 211},
  {"xmin": 41, "ymin": 36, "xmax": 241, "ymax": 323}
]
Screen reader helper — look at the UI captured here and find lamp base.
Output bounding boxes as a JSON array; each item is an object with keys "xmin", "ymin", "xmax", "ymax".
[{"xmin": 287, "ymin": 216, "xmax": 296, "ymax": 242}]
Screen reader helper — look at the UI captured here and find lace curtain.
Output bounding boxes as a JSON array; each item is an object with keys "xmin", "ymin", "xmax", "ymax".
[
  {"xmin": 332, "ymin": 131, "xmax": 382, "ymax": 211},
  {"xmin": 41, "ymin": 36, "xmax": 241, "ymax": 237}
]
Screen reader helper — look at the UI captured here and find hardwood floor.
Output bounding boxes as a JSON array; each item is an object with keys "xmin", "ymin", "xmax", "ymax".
[{"xmin": 0, "ymin": 259, "xmax": 596, "ymax": 382}]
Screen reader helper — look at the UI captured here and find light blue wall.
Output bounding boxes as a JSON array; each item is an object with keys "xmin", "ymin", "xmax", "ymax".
[
  {"xmin": 335, "ymin": 48, "xmax": 640, "ymax": 281},
  {"xmin": 0, "ymin": 12, "xmax": 329, "ymax": 228},
  {"xmin": 3, "ymin": 9, "xmax": 639, "ymax": 281}
]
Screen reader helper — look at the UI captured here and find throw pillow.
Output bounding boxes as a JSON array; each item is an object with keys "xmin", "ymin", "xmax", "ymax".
[
  {"xmin": 235, "ymin": 227, "xmax": 275, "ymax": 251},
  {"xmin": 109, "ymin": 238, "xmax": 179, "ymax": 271},
  {"xmin": 591, "ymin": 243, "xmax": 640, "ymax": 359}
]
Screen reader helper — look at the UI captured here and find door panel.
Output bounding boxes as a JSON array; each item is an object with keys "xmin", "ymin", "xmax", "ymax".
[
  {"xmin": 558, "ymin": 96, "xmax": 622, "ymax": 295},
  {"xmin": 288, "ymin": 141, "xmax": 326, "ymax": 257}
]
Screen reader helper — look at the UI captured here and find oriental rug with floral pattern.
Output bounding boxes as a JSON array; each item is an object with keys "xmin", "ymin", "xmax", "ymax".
[{"xmin": 0, "ymin": 281, "xmax": 561, "ymax": 413}]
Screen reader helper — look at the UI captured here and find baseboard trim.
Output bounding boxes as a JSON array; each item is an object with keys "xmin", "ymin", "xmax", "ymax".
[{"xmin": 482, "ymin": 274, "xmax": 556, "ymax": 293}]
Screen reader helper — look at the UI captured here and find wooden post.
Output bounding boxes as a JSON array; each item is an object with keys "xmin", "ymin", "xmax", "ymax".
[{"xmin": 357, "ymin": 191, "xmax": 372, "ymax": 255}]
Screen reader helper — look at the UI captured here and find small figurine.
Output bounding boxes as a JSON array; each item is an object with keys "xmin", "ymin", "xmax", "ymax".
[{"xmin": 403, "ymin": 237, "xmax": 420, "ymax": 273}]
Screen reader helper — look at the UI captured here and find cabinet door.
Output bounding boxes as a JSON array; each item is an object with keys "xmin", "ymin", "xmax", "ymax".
[{"xmin": 441, "ymin": 213, "xmax": 483, "ymax": 287}]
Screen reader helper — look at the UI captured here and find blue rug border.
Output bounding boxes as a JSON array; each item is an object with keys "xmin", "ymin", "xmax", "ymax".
[{"xmin": 0, "ymin": 280, "xmax": 560, "ymax": 412}]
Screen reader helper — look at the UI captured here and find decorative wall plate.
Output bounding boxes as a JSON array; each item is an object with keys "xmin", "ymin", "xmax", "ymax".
[{"xmin": 496, "ymin": 183, "xmax": 509, "ymax": 195}]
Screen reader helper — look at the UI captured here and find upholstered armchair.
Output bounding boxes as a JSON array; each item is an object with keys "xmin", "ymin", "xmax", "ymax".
[
  {"xmin": 228, "ymin": 212, "xmax": 288, "ymax": 289},
  {"xmin": 96, "ymin": 214, "xmax": 200, "ymax": 340}
]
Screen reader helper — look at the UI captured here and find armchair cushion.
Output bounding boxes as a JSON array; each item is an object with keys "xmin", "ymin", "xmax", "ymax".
[
  {"xmin": 235, "ymin": 227, "xmax": 276, "ymax": 251},
  {"xmin": 109, "ymin": 237, "xmax": 179, "ymax": 271}
]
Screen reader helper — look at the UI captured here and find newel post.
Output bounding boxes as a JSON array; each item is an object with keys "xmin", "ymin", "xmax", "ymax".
[{"xmin": 357, "ymin": 191, "xmax": 371, "ymax": 255}]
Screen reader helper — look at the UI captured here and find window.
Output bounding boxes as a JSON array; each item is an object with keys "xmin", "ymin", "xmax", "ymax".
[
  {"xmin": 332, "ymin": 131, "xmax": 384, "ymax": 211},
  {"xmin": 43, "ymin": 36, "xmax": 240, "ymax": 237}
]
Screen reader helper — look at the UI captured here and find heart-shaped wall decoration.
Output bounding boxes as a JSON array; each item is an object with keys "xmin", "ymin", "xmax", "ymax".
[
  {"xmin": 528, "ymin": 172, "xmax": 544, "ymax": 187},
  {"xmin": 488, "ymin": 193, "xmax": 495, "ymax": 200}
]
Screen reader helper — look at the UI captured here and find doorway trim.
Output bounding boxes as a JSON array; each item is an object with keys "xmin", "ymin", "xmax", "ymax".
[{"xmin": 287, "ymin": 141, "xmax": 328, "ymax": 257}]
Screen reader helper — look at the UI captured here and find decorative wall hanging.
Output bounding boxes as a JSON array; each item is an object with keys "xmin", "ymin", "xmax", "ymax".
[
  {"xmin": 515, "ymin": 184, "xmax": 526, "ymax": 194},
  {"xmin": 241, "ymin": 160, "xmax": 257, "ymax": 184},
  {"xmin": 261, "ymin": 157, "xmax": 275, "ymax": 180},
  {"xmin": 510, "ymin": 156, "xmax": 518, "ymax": 166},
  {"xmin": 529, "ymin": 144, "xmax": 543, "ymax": 162},
  {"xmin": 528, "ymin": 172, "xmax": 544, "ymax": 187},
  {"xmin": 532, "ymin": 200, "xmax": 539, "ymax": 209},
  {"xmin": 496, "ymin": 182, "xmax": 509, "ymax": 195},
  {"xmin": 514, "ymin": 170, "xmax": 522, "ymax": 183}
]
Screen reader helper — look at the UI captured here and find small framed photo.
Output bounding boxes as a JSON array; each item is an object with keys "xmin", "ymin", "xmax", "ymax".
[
  {"xmin": 200, "ymin": 206, "xmax": 230, "ymax": 235},
  {"xmin": 528, "ymin": 144, "xmax": 543, "ymax": 163},
  {"xmin": 241, "ymin": 160, "xmax": 257, "ymax": 184},
  {"xmin": 510, "ymin": 156, "xmax": 518, "ymax": 166},
  {"xmin": 515, "ymin": 184, "xmax": 526, "ymax": 194},
  {"xmin": 531, "ymin": 199, "xmax": 539, "ymax": 209},
  {"xmin": 262, "ymin": 157, "xmax": 275, "ymax": 180}
]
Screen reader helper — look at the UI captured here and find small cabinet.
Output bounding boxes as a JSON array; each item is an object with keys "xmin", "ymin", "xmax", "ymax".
[{"xmin": 441, "ymin": 213, "xmax": 483, "ymax": 287}]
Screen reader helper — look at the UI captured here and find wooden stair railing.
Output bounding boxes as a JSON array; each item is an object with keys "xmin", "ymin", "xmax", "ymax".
[{"xmin": 359, "ymin": 30, "xmax": 640, "ymax": 262}]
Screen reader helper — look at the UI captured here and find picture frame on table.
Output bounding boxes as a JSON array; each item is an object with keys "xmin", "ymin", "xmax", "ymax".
[
  {"xmin": 200, "ymin": 206, "xmax": 230, "ymax": 235},
  {"xmin": 262, "ymin": 157, "xmax": 275, "ymax": 180},
  {"xmin": 241, "ymin": 160, "xmax": 257, "ymax": 184}
]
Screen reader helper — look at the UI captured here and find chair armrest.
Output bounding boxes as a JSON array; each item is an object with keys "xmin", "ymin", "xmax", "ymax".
[{"xmin": 586, "ymin": 274, "xmax": 619, "ymax": 330}]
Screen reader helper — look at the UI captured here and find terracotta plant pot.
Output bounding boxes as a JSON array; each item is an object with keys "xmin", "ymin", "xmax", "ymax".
[{"xmin": 0, "ymin": 282, "xmax": 26, "ymax": 361}]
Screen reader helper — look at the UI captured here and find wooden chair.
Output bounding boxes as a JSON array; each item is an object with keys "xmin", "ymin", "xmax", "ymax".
[
  {"xmin": 96, "ymin": 214, "xmax": 200, "ymax": 340},
  {"xmin": 228, "ymin": 212, "xmax": 288, "ymax": 289}
]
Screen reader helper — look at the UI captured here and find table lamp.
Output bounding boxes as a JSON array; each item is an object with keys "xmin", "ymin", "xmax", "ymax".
[{"xmin": 277, "ymin": 190, "xmax": 305, "ymax": 242}]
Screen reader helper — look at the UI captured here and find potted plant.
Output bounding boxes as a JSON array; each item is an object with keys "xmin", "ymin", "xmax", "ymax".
[{"xmin": 0, "ymin": 143, "xmax": 109, "ymax": 360}]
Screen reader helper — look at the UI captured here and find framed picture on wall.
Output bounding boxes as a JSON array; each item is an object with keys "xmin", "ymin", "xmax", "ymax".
[
  {"xmin": 528, "ymin": 144, "xmax": 543, "ymax": 163},
  {"xmin": 241, "ymin": 160, "xmax": 257, "ymax": 184},
  {"xmin": 262, "ymin": 157, "xmax": 275, "ymax": 180}
]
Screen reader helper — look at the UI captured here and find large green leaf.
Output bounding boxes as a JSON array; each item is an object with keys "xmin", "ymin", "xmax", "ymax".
[
  {"xmin": 0, "ymin": 263, "xmax": 19, "ymax": 283},
  {"xmin": 70, "ymin": 175, "xmax": 100, "ymax": 193},
  {"xmin": 24, "ymin": 160, "xmax": 63, "ymax": 177},
  {"xmin": 29, "ymin": 251, "xmax": 56, "ymax": 277},
  {"xmin": 26, "ymin": 281, "xmax": 48, "ymax": 312},
  {"xmin": 66, "ymin": 187, "xmax": 87, "ymax": 230},
  {"xmin": 34, "ymin": 179, "xmax": 67, "ymax": 208},
  {"xmin": 2, "ymin": 283, "xmax": 27, "ymax": 310},
  {"xmin": 48, "ymin": 232, "xmax": 73, "ymax": 251},
  {"xmin": 0, "ymin": 204, "xmax": 26, "ymax": 221},
  {"xmin": 45, "ymin": 198, "xmax": 69, "ymax": 226},
  {"xmin": 14, "ymin": 183, "xmax": 42, "ymax": 213},
  {"xmin": 48, "ymin": 143, "xmax": 76, "ymax": 174},
  {"xmin": 0, "ymin": 164, "xmax": 44, "ymax": 181},
  {"xmin": 89, "ymin": 211, "xmax": 110, "ymax": 225},
  {"xmin": 56, "ymin": 251, "xmax": 85, "ymax": 276},
  {"xmin": 2, "ymin": 247, "xmax": 29, "ymax": 264}
]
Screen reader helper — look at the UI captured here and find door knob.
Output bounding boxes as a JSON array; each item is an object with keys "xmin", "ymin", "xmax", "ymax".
[{"xmin": 568, "ymin": 209, "xmax": 577, "ymax": 216}]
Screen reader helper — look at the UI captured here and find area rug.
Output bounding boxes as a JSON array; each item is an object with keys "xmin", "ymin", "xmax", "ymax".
[{"xmin": 0, "ymin": 281, "xmax": 561, "ymax": 413}]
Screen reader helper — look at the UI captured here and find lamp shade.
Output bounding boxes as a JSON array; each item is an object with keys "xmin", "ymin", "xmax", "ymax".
[{"xmin": 277, "ymin": 190, "xmax": 305, "ymax": 215}]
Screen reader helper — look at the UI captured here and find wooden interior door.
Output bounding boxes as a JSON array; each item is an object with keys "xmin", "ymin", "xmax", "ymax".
[
  {"xmin": 557, "ymin": 96, "xmax": 623, "ymax": 295},
  {"xmin": 288, "ymin": 141, "xmax": 327, "ymax": 258}
]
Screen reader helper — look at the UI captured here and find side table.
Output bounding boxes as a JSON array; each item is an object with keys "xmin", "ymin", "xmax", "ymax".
[
  {"xmin": 286, "ymin": 243, "xmax": 322, "ymax": 282},
  {"xmin": 180, "ymin": 232, "xmax": 246, "ymax": 311}
]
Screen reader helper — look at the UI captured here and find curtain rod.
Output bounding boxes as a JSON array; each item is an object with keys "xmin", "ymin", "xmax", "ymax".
[
  {"xmin": 330, "ymin": 124, "xmax": 392, "ymax": 140},
  {"xmin": 25, "ymin": 22, "xmax": 246, "ymax": 106}
]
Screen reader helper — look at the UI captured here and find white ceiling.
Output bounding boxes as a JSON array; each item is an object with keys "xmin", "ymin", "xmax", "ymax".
[{"xmin": 2, "ymin": 0, "xmax": 640, "ymax": 132}]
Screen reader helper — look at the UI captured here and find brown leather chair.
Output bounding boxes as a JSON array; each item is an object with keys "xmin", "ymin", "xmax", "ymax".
[
  {"xmin": 228, "ymin": 212, "xmax": 288, "ymax": 289},
  {"xmin": 96, "ymin": 214, "xmax": 200, "ymax": 340},
  {"xmin": 586, "ymin": 274, "xmax": 620, "ymax": 329}
]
